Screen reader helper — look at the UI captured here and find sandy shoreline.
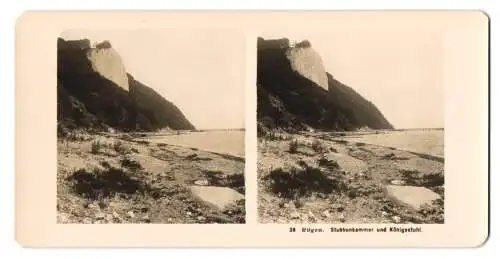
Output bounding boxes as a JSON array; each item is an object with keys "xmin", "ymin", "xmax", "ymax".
[
  {"xmin": 141, "ymin": 130, "xmax": 245, "ymax": 158},
  {"xmin": 304, "ymin": 129, "xmax": 444, "ymax": 158},
  {"xmin": 258, "ymin": 131, "xmax": 444, "ymax": 224},
  {"xmin": 57, "ymin": 131, "xmax": 245, "ymax": 224}
]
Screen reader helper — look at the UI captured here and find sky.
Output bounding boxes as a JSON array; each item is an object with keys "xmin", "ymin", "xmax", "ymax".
[
  {"xmin": 61, "ymin": 23, "xmax": 445, "ymax": 130},
  {"xmin": 261, "ymin": 27, "xmax": 445, "ymax": 129},
  {"xmin": 61, "ymin": 29, "xmax": 246, "ymax": 130}
]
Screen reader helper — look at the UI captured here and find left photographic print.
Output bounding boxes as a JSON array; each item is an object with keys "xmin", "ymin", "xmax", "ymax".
[{"xmin": 56, "ymin": 29, "xmax": 246, "ymax": 224}]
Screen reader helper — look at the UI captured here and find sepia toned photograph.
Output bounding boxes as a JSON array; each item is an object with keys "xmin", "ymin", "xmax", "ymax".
[
  {"xmin": 257, "ymin": 30, "xmax": 445, "ymax": 224},
  {"xmin": 15, "ymin": 11, "xmax": 488, "ymax": 247},
  {"xmin": 56, "ymin": 29, "xmax": 246, "ymax": 224}
]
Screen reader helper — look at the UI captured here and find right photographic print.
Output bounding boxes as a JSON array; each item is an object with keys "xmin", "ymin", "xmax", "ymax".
[{"xmin": 256, "ymin": 27, "xmax": 445, "ymax": 224}]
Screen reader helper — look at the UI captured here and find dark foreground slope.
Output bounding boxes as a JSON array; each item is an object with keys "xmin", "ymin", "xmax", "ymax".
[
  {"xmin": 257, "ymin": 37, "xmax": 393, "ymax": 133},
  {"xmin": 57, "ymin": 38, "xmax": 195, "ymax": 133}
]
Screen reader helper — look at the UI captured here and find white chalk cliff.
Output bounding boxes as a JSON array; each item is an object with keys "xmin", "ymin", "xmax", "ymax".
[
  {"xmin": 86, "ymin": 41, "xmax": 129, "ymax": 91},
  {"xmin": 285, "ymin": 41, "xmax": 329, "ymax": 90}
]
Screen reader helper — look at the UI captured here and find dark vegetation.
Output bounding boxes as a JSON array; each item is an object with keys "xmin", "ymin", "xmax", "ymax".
[
  {"xmin": 263, "ymin": 156, "xmax": 353, "ymax": 201},
  {"xmin": 288, "ymin": 139, "xmax": 299, "ymax": 153},
  {"xmin": 203, "ymin": 170, "xmax": 246, "ymax": 195},
  {"xmin": 57, "ymin": 38, "xmax": 195, "ymax": 134},
  {"xmin": 91, "ymin": 140, "xmax": 101, "ymax": 154},
  {"xmin": 264, "ymin": 166, "xmax": 338, "ymax": 199},
  {"xmin": 67, "ymin": 167, "xmax": 155, "ymax": 201},
  {"xmin": 256, "ymin": 37, "xmax": 393, "ymax": 133},
  {"xmin": 120, "ymin": 156, "xmax": 144, "ymax": 171},
  {"xmin": 311, "ymin": 139, "xmax": 325, "ymax": 153},
  {"xmin": 399, "ymin": 169, "xmax": 445, "ymax": 189}
]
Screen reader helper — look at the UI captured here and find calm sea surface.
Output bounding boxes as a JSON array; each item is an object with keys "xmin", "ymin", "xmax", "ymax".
[
  {"xmin": 143, "ymin": 130, "xmax": 245, "ymax": 158},
  {"xmin": 346, "ymin": 129, "xmax": 444, "ymax": 157}
]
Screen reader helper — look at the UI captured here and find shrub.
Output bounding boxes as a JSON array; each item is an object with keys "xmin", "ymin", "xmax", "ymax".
[
  {"xmin": 265, "ymin": 165, "xmax": 345, "ymax": 199},
  {"xmin": 318, "ymin": 157, "xmax": 340, "ymax": 170},
  {"xmin": 120, "ymin": 156, "xmax": 143, "ymax": 170},
  {"xmin": 113, "ymin": 140, "xmax": 128, "ymax": 154},
  {"xmin": 138, "ymin": 140, "xmax": 151, "ymax": 145},
  {"xmin": 91, "ymin": 140, "xmax": 101, "ymax": 154},
  {"xmin": 311, "ymin": 139, "xmax": 324, "ymax": 153},
  {"xmin": 95, "ymin": 40, "xmax": 112, "ymax": 49},
  {"xmin": 296, "ymin": 40, "xmax": 312, "ymax": 48},
  {"xmin": 288, "ymin": 139, "xmax": 299, "ymax": 153},
  {"xmin": 120, "ymin": 135, "xmax": 133, "ymax": 141}
]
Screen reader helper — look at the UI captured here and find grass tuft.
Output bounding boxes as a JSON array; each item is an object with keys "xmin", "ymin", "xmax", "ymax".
[
  {"xmin": 288, "ymin": 139, "xmax": 299, "ymax": 153},
  {"xmin": 91, "ymin": 140, "xmax": 102, "ymax": 154}
]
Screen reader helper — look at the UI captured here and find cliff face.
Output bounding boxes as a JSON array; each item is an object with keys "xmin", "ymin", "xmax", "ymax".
[
  {"xmin": 257, "ymin": 37, "xmax": 393, "ymax": 133},
  {"xmin": 57, "ymin": 38, "xmax": 195, "ymax": 132},
  {"xmin": 86, "ymin": 41, "xmax": 129, "ymax": 91},
  {"xmin": 286, "ymin": 41, "xmax": 328, "ymax": 90}
]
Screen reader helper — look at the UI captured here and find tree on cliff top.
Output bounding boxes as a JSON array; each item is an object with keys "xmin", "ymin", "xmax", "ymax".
[{"xmin": 95, "ymin": 40, "xmax": 112, "ymax": 49}]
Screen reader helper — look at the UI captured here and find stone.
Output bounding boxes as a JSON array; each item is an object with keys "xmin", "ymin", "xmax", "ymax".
[
  {"xmin": 185, "ymin": 154, "xmax": 198, "ymax": 160},
  {"xmin": 194, "ymin": 179, "xmax": 209, "ymax": 186},
  {"xmin": 381, "ymin": 211, "xmax": 389, "ymax": 217},
  {"xmin": 392, "ymin": 216, "xmax": 401, "ymax": 223},
  {"xmin": 385, "ymin": 185, "xmax": 441, "ymax": 210},
  {"xmin": 317, "ymin": 193, "xmax": 328, "ymax": 199},
  {"xmin": 324, "ymin": 152, "xmax": 368, "ymax": 175},
  {"xmin": 127, "ymin": 211, "xmax": 135, "ymax": 218},
  {"xmin": 189, "ymin": 186, "xmax": 244, "ymax": 211},
  {"xmin": 357, "ymin": 172, "xmax": 367, "ymax": 179},
  {"xmin": 296, "ymin": 147, "xmax": 317, "ymax": 157},
  {"xmin": 277, "ymin": 218, "xmax": 288, "ymax": 224},
  {"xmin": 322, "ymin": 210, "xmax": 331, "ymax": 218},
  {"xmin": 95, "ymin": 212, "xmax": 105, "ymax": 219},
  {"xmin": 294, "ymin": 199, "xmax": 305, "ymax": 208},
  {"xmin": 87, "ymin": 203, "xmax": 98, "ymax": 210},
  {"xmin": 390, "ymin": 179, "xmax": 406, "ymax": 185},
  {"xmin": 290, "ymin": 212, "xmax": 300, "ymax": 219},
  {"xmin": 112, "ymin": 211, "xmax": 120, "ymax": 218},
  {"xmin": 197, "ymin": 216, "xmax": 206, "ymax": 221}
]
